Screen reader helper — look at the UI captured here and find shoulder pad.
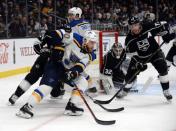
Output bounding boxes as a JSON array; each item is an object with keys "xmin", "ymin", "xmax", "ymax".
[{"xmin": 73, "ymin": 33, "xmax": 84, "ymax": 47}]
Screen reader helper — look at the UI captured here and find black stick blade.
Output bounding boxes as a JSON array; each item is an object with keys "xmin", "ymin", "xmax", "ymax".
[
  {"xmin": 94, "ymin": 97, "xmax": 114, "ymax": 104},
  {"xmin": 94, "ymin": 100, "xmax": 124, "ymax": 112},
  {"xmin": 102, "ymin": 106, "xmax": 124, "ymax": 112},
  {"xmin": 95, "ymin": 118, "xmax": 116, "ymax": 125}
]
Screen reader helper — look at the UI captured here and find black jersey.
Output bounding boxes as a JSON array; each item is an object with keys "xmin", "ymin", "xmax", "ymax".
[
  {"xmin": 125, "ymin": 22, "xmax": 168, "ymax": 59},
  {"xmin": 102, "ymin": 49, "xmax": 126, "ymax": 76}
]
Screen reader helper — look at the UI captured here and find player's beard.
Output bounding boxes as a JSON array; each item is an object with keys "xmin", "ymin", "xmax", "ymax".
[
  {"xmin": 131, "ymin": 25, "xmax": 142, "ymax": 35},
  {"xmin": 82, "ymin": 44, "xmax": 93, "ymax": 53}
]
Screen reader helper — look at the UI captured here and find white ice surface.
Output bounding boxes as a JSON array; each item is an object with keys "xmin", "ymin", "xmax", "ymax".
[{"xmin": 0, "ymin": 65, "xmax": 176, "ymax": 131}]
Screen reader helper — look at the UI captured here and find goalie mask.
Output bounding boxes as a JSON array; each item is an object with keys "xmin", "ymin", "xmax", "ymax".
[
  {"xmin": 111, "ymin": 42, "xmax": 123, "ymax": 58},
  {"xmin": 82, "ymin": 31, "xmax": 97, "ymax": 53}
]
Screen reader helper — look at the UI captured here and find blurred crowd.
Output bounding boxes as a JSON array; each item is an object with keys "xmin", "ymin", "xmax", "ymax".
[{"xmin": 0, "ymin": 0, "xmax": 176, "ymax": 38}]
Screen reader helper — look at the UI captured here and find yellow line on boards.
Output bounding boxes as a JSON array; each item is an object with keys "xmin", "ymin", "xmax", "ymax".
[
  {"xmin": 0, "ymin": 60, "xmax": 99, "ymax": 78},
  {"xmin": 0, "ymin": 67, "xmax": 31, "ymax": 78}
]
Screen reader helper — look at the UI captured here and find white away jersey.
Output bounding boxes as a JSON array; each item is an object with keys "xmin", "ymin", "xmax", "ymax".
[
  {"xmin": 62, "ymin": 33, "xmax": 94, "ymax": 71},
  {"xmin": 69, "ymin": 19, "xmax": 91, "ymax": 37}
]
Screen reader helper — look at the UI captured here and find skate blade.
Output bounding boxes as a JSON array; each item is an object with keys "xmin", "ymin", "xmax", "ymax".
[
  {"xmin": 7, "ymin": 102, "xmax": 15, "ymax": 106},
  {"xmin": 64, "ymin": 110, "xmax": 83, "ymax": 116},
  {"xmin": 16, "ymin": 111, "xmax": 32, "ymax": 119}
]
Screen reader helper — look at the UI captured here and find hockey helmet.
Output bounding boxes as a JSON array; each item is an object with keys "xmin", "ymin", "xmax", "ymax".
[
  {"xmin": 82, "ymin": 31, "xmax": 97, "ymax": 53},
  {"xmin": 68, "ymin": 7, "xmax": 82, "ymax": 18},
  {"xmin": 128, "ymin": 16, "xmax": 140, "ymax": 25}
]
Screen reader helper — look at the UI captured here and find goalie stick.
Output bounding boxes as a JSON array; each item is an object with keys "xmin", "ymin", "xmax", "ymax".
[
  {"xmin": 72, "ymin": 82, "xmax": 116, "ymax": 125},
  {"xmin": 95, "ymin": 41, "xmax": 165, "ymax": 104},
  {"xmin": 139, "ymin": 76, "xmax": 154, "ymax": 94}
]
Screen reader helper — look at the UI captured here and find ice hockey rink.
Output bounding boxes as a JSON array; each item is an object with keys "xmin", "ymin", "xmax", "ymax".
[{"xmin": 0, "ymin": 63, "xmax": 176, "ymax": 131}]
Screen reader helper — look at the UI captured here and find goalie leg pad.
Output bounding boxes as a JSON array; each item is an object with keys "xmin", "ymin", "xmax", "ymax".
[{"xmin": 100, "ymin": 74, "xmax": 114, "ymax": 94}]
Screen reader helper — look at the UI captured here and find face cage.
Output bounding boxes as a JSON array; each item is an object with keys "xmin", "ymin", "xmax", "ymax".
[{"xmin": 112, "ymin": 47, "xmax": 123, "ymax": 58}]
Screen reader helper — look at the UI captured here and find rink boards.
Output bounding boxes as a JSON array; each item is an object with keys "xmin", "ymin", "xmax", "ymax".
[{"xmin": 0, "ymin": 36, "xmax": 174, "ymax": 79}]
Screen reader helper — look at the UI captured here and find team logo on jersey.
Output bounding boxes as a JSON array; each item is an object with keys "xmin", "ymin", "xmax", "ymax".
[
  {"xmin": 70, "ymin": 52, "xmax": 80, "ymax": 63},
  {"xmin": 137, "ymin": 39, "xmax": 150, "ymax": 51}
]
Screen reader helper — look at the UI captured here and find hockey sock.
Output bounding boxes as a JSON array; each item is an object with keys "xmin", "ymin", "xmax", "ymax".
[
  {"xmin": 70, "ymin": 89, "xmax": 82, "ymax": 105},
  {"xmin": 27, "ymin": 85, "xmax": 52, "ymax": 107},
  {"xmin": 15, "ymin": 87, "xmax": 25, "ymax": 97},
  {"xmin": 160, "ymin": 82, "xmax": 169, "ymax": 90},
  {"xmin": 14, "ymin": 79, "xmax": 31, "ymax": 97},
  {"xmin": 159, "ymin": 75, "xmax": 169, "ymax": 90}
]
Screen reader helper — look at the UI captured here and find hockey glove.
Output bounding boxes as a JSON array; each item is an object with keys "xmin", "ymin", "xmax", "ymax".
[
  {"xmin": 40, "ymin": 47, "xmax": 51, "ymax": 56},
  {"xmin": 135, "ymin": 62, "xmax": 147, "ymax": 71},
  {"xmin": 33, "ymin": 40, "xmax": 42, "ymax": 55},
  {"xmin": 64, "ymin": 71, "xmax": 78, "ymax": 82},
  {"xmin": 63, "ymin": 25, "xmax": 72, "ymax": 33},
  {"xmin": 140, "ymin": 64, "xmax": 147, "ymax": 72},
  {"xmin": 162, "ymin": 31, "xmax": 176, "ymax": 43}
]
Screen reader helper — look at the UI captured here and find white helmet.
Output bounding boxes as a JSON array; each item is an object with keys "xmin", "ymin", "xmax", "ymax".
[
  {"xmin": 68, "ymin": 7, "xmax": 82, "ymax": 18},
  {"xmin": 84, "ymin": 31, "xmax": 97, "ymax": 43}
]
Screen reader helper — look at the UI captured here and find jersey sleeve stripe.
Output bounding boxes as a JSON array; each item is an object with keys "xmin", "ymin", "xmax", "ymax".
[
  {"xmin": 75, "ymin": 62, "xmax": 86, "ymax": 70},
  {"xmin": 54, "ymin": 46, "xmax": 65, "ymax": 51},
  {"xmin": 77, "ymin": 22, "xmax": 89, "ymax": 26},
  {"xmin": 73, "ymin": 39, "xmax": 81, "ymax": 48},
  {"xmin": 88, "ymin": 54, "xmax": 92, "ymax": 61},
  {"xmin": 56, "ymin": 30, "xmax": 63, "ymax": 39}
]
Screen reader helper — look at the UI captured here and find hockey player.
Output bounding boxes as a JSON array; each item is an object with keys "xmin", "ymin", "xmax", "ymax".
[
  {"xmin": 68, "ymin": 7, "xmax": 91, "ymax": 36},
  {"xmin": 16, "ymin": 30, "xmax": 97, "ymax": 118},
  {"xmin": 100, "ymin": 43, "xmax": 146, "ymax": 94},
  {"xmin": 8, "ymin": 26, "xmax": 72, "ymax": 105},
  {"xmin": 116, "ymin": 16, "xmax": 176, "ymax": 101},
  {"xmin": 166, "ymin": 17, "xmax": 176, "ymax": 70},
  {"xmin": 67, "ymin": 7, "xmax": 97, "ymax": 94},
  {"xmin": 166, "ymin": 40, "xmax": 176, "ymax": 70}
]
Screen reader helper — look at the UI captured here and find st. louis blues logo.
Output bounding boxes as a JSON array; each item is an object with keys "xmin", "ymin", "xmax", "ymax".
[
  {"xmin": 70, "ymin": 52, "xmax": 80, "ymax": 63},
  {"xmin": 137, "ymin": 39, "xmax": 150, "ymax": 51}
]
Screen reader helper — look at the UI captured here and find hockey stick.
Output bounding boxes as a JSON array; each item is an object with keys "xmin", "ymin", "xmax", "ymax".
[
  {"xmin": 72, "ymin": 82, "xmax": 116, "ymax": 125},
  {"xmin": 85, "ymin": 92, "xmax": 124, "ymax": 112},
  {"xmin": 95, "ymin": 41, "xmax": 166, "ymax": 104},
  {"xmin": 139, "ymin": 76, "xmax": 154, "ymax": 94}
]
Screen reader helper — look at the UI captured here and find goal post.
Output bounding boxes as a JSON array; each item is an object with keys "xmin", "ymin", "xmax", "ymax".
[{"xmin": 98, "ymin": 31, "xmax": 118, "ymax": 73}]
